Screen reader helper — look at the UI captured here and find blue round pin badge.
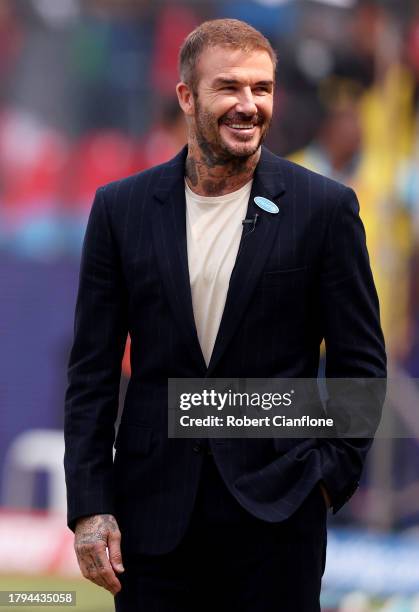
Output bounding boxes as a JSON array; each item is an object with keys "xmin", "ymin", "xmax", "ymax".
[{"xmin": 254, "ymin": 196, "xmax": 279, "ymax": 214}]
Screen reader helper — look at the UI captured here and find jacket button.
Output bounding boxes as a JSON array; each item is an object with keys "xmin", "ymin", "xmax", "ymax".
[{"xmin": 193, "ymin": 443, "xmax": 202, "ymax": 453}]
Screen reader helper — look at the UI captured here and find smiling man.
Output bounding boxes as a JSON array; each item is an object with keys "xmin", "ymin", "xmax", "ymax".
[
  {"xmin": 179, "ymin": 39, "xmax": 274, "ymax": 196},
  {"xmin": 64, "ymin": 19, "xmax": 386, "ymax": 612}
]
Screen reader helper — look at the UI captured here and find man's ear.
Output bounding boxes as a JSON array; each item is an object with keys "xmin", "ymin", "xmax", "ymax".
[{"xmin": 176, "ymin": 82, "xmax": 195, "ymax": 117}]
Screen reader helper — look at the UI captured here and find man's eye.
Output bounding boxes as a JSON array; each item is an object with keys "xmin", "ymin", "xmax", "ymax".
[
  {"xmin": 254, "ymin": 87, "xmax": 269, "ymax": 94},
  {"xmin": 222, "ymin": 86, "xmax": 236, "ymax": 92}
]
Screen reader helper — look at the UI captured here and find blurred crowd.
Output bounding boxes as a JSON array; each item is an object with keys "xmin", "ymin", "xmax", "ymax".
[{"xmin": 1, "ymin": 0, "xmax": 419, "ymax": 372}]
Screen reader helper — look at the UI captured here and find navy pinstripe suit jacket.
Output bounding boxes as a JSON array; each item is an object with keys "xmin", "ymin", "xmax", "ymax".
[{"xmin": 64, "ymin": 145, "xmax": 386, "ymax": 555}]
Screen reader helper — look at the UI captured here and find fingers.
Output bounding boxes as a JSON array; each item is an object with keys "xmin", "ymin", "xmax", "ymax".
[
  {"xmin": 108, "ymin": 529, "xmax": 125, "ymax": 574},
  {"xmin": 90, "ymin": 546, "xmax": 122, "ymax": 594},
  {"xmin": 79, "ymin": 558, "xmax": 108, "ymax": 590},
  {"xmin": 74, "ymin": 514, "xmax": 124, "ymax": 595},
  {"xmin": 77, "ymin": 542, "xmax": 122, "ymax": 594}
]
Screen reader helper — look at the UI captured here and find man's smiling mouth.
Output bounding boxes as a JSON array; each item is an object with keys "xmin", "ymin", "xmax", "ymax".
[
  {"xmin": 220, "ymin": 116, "xmax": 262, "ymax": 133},
  {"xmin": 222, "ymin": 123, "xmax": 259, "ymax": 136},
  {"xmin": 228, "ymin": 123, "xmax": 255, "ymax": 129}
]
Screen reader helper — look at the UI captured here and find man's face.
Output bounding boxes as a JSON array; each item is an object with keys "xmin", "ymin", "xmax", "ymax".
[{"xmin": 189, "ymin": 46, "xmax": 274, "ymax": 161}]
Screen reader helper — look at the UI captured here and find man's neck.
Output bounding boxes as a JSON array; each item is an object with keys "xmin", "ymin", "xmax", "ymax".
[{"xmin": 185, "ymin": 141, "xmax": 260, "ymax": 197}]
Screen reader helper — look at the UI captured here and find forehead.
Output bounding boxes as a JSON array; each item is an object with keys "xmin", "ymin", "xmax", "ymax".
[{"xmin": 196, "ymin": 45, "xmax": 274, "ymax": 85}]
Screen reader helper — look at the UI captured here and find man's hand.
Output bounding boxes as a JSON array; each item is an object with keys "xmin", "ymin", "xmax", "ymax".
[{"xmin": 74, "ymin": 514, "xmax": 124, "ymax": 595}]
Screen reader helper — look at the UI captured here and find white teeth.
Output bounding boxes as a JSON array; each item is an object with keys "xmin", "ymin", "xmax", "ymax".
[{"xmin": 229, "ymin": 124, "xmax": 255, "ymax": 129}]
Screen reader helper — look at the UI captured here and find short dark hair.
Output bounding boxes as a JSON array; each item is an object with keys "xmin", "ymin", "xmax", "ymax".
[{"xmin": 179, "ymin": 18, "xmax": 277, "ymax": 93}]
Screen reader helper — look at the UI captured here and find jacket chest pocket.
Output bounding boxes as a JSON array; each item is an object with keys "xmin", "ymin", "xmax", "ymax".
[{"xmin": 256, "ymin": 266, "xmax": 308, "ymax": 289}]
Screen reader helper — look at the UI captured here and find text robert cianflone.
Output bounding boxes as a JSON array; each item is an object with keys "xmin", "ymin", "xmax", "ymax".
[
  {"xmin": 175, "ymin": 387, "xmax": 334, "ymax": 433},
  {"xmin": 179, "ymin": 415, "xmax": 335, "ymax": 428},
  {"xmin": 179, "ymin": 389, "xmax": 294, "ymax": 411}
]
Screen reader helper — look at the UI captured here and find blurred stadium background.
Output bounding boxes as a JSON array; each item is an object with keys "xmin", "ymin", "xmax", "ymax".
[{"xmin": 1, "ymin": 0, "xmax": 419, "ymax": 610}]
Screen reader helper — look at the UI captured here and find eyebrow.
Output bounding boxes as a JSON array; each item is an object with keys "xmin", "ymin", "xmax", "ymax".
[{"xmin": 212, "ymin": 77, "xmax": 274, "ymax": 89}]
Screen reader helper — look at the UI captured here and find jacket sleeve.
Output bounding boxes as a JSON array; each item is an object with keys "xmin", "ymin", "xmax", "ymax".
[
  {"xmin": 318, "ymin": 185, "xmax": 387, "ymax": 513},
  {"xmin": 64, "ymin": 187, "xmax": 128, "ymax": 531}
]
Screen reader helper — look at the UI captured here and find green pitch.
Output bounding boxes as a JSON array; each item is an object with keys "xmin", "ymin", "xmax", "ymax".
[
  {"xmin": 0, "ymin": 575, "xmax": 389, "ymax": 610},
  {"xmin": 0, "ymin": 575, "xmax": 114, "ymax": 612}
]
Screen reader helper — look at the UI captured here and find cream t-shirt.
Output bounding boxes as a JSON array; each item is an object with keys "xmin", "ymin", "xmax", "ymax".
[{"xmin": 185, "ymin": 179, "xmax": 253, "ymax": 366}]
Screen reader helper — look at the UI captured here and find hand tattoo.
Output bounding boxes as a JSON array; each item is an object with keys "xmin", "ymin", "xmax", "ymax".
[{"xmin": 74, "ymin": 514, "xmax": 123, "ymax": 595}]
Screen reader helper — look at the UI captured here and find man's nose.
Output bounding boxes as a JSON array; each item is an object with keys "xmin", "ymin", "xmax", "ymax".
[{"xmin": 235, "ymin": 87, "xmax": 258, "ymax": 116}]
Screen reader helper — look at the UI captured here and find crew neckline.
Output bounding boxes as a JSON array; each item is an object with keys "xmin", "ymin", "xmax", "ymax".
[{"xmin": 185, "ymin": 178, "xmax": 253, "ymax": 204}]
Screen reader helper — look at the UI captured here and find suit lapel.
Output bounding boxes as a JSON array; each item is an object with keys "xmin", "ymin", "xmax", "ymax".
[
  {"xmin": 151, "ymin": 147, "xmax": 208, "ymax": 374},
  {"xmin": 151, "ymin": 146, "xmax": 286, "ymax": 376},
  {"xmin": 206, "ymin": 147, "xmax": 286, "ymax": 376}
]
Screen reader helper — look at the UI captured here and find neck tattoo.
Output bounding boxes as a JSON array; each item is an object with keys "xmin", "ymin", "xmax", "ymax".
[{"xmin": 185, "ymin": 138, "xmax": 259, "ymax": 197}]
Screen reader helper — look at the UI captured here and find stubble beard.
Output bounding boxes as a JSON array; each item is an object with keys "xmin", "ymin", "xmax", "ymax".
[{"xmin": 192, "ymin": 97, "xmax": 270, "ymax": 169}]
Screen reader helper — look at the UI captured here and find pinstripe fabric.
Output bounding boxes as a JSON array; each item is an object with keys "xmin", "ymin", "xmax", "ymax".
[{"xmin": 64, "ymin": 146, "xmax": 386, "ymax": 555}]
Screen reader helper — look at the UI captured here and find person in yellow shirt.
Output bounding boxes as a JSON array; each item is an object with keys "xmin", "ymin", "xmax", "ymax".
[{"xmin": 289, "ymin": 75, "xmax": 414, "ymax": 361}]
